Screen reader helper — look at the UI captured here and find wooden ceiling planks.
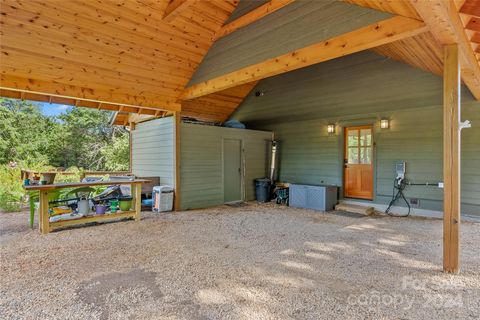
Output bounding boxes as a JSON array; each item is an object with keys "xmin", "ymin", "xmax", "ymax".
[
  {"xmin": 460, "ymin": 0, "xmax": 480, "ymax": 17},
  {"xmin": 459, "ymin": 0, "xmax": 480, "ymax": 63},
  {"xmin": 466, "ymin": 16, "xmax": 480, "ymax": 31},
  {"xmin": 410, "ymin": 0, "xmax": 480, "ymax": 99},
  {"xmin": 181, "ymin": 81, "xmax": 258, "ymax": 122},
  {"xmin": 3, "ymin": 0, "xmax": 480, "ymax": 124},
  {"xmin": 343, "ymin": 0, "xmax": 422, "ymax": 20},
  {"xmin": 372, "ymin": 32, "xmax": 444, "ymax": 76},
  {"xmin": 0, "ymin": 0, "xmax": 238, "ymax": 113}
]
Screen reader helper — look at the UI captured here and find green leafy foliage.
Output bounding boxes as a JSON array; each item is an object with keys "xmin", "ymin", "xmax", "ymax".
[
  {"xmin": 0, "ymin": 165, "xmax": 24, "ymax": 212},
  {"xmin": 0, "ymin": 99, "xmax": 56, "ymax": 164},
  {"xmin": 102, "ymin": 134, "xmax": 130, "ymax": 171},
  {"xmin": 0, "ymin": 98, "xmax": 130, "ymax": 211}
]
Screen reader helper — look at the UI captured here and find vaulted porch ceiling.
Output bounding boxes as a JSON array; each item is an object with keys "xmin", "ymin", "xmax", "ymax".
[{"xmin": 1, "ymin": 0, "xmax": 480, "ymax": 125}]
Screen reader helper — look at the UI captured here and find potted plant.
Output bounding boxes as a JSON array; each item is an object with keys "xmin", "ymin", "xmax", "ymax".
[
  {"xmin": 119, "ymin": 196, "xmax": 132, "ymax": 211},
  {"xmin": 95, "ymin": 201, "xmax": 107, "ymax": 215}
]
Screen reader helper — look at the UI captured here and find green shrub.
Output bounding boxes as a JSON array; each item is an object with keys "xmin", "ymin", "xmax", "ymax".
[{"xmin": 0, "ymin": 165, "xmax": 23, "ymax": 212}]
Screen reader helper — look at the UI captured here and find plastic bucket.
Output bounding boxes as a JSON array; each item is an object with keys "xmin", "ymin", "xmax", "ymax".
[
  {"xmin": 255, "ymin": 178, "xmax": 271, "ymax": 202},
  {"xmin": 119, "ymin": 197, "xmax": 132, "ymax": 211},
  {"xmin": 95, "ymin": 205, "xmax": 107, "ymax": 215}
]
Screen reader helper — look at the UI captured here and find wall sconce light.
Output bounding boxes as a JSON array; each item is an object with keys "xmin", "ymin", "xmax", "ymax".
[
  {"xmin": 327, "ymin": 124, "xmax": 335, "ymax": 134},
  {"xmin": 380, "ymin": 119, "xmax": 390, "ymax": 129}
]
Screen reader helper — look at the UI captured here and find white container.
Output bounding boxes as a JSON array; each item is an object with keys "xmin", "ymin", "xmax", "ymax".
[
  {"xmin": 153, "ymin": 185, "xmax": 174, "ymax": 212},
  {"xmin": 77, "ymin": 198, "xmax": 90, "ymax": 215}
]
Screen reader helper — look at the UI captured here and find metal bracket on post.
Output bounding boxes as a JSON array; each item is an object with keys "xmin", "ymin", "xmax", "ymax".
[{"xmin": 459, "ymin": 120, "xmax": 471, "ymax": 130}]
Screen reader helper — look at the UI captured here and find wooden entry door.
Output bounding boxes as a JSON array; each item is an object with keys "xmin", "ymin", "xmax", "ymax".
[
  {"xmin": 344, "ymin": 126, "xmax": 374, "ymax": 200},
  {"xmin": 223, "ymin": 138, "xmax": 242, "ymax": 203}
]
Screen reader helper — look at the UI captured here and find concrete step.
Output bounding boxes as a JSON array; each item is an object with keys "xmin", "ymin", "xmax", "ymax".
[{"xmin": 335, "ymin": 203, "xmax": 375, "ymax": 216}]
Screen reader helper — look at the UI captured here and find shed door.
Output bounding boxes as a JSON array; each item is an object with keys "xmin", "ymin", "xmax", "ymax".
[
  {"xmin": 224, "ymin": 139, "xmax": 242, "ymax": 203},
  {"xmin": 344, "ymin": 126, "xmax": 374, "ymax": 200}
]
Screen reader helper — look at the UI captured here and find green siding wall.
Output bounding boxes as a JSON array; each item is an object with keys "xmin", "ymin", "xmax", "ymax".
[
  {"xmin": 180, "ymin": 124, "xmax": 272, "ymax": 210},
  {"xmin": 188, "ymin": 1, "xmax": 390, "ymax": 85},
  {"xmin": 232, "ymin": 52, "xmax": 480, "ymax": 216},
  {"xmin": 224, "ymin": 0, "xmax": 268, "ymax": 23},
  {"xmin": 132, "ymin": 118, "xmax": 174, "ymax": 186}
]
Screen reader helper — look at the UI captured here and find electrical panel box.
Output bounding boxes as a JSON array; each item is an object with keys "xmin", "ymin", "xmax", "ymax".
[
  {"xmin": 396, "ymin": 162, "xmax": 406, "ymax": 175},
  {"xmin": 396, "ymin": 162, "xmax": 406, "ymax": 180}
]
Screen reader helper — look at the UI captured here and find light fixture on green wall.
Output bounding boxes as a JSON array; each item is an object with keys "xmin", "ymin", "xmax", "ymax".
[
  {"xmin": 380, "ymin": 119, "xmax": 390, "ymax": 129},
  {"xmin": 327, "ymin": 124, "xmax": 335, "ymax": 134}
]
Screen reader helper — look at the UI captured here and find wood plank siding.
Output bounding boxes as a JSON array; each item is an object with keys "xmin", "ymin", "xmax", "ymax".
[
  {"xmin": 188, "ymin": 0, "xmax": 391, "ymax": 86},
  {"xmin": 180, "ymin": 124, "xmax": 272, "ymax": 210},
  {"xmin": 231, "ymin": 52, "xmax": 480, "ymax": 216},
  {"xmin": 131, "ymin": 118, "xmax": 175, "ymax": 186}
]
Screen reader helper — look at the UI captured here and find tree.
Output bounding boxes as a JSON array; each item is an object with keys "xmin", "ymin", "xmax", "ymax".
[
  {"xmin": 0, "ymin": 98, "xmax": 129, "ymax": 170},
  {"xmin": 102, "ymin": 133, "xmax": 130, "ymax": 171},
  {"xmin": 0, "ymin": 98, "xmax": 56, "ymax": 165}
]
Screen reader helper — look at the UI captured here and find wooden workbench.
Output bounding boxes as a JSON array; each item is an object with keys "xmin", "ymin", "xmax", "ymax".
[{"xmin": 24, "ymin": 179, "xmax": 150, "ymax": 234}]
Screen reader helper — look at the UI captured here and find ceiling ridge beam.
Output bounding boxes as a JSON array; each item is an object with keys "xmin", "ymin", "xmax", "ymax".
[
  {"xmin": 181, "ymin": 15, "xmax": 427, "ymax": 100},
  {"xmin": 410, "ymin": 0, "xmax": 480, "ymax": 99},
  {"xmin": 214, "ymin": 0, "xmax": 295, "ymax": 40}
]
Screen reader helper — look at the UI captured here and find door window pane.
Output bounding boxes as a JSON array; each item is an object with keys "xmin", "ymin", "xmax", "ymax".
[
  {"xmin": 348, "ymin": 129, "xmax": 359, "ymax": 147},
  {"xmin": 348, "ymin": 147, "xmax": 359, "ymax": 164},
  {"xmin": 360, "ymin": 129, "xmax": 372, "ymax": 146},
  {"xmin": 360, "ymin": 147, "xmax": 372, "ymax": 164}
]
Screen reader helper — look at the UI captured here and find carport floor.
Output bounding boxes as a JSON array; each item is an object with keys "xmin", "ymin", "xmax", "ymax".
[{"xmin": 1, "ymin": 203, "xmax": 479, "ymax": 319}]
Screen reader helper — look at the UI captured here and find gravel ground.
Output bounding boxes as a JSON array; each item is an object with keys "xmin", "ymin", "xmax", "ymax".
[{"xmin": 1, "ymin": 203, "xmax": 479, "ymax": 320}]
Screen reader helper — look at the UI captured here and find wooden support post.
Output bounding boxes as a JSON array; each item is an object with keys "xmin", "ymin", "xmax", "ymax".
[
  {"xmin": 39, "ymin": 190, "xmax": 50, "ymax": 234},
  {"xmin": 443, "ymin": 44, "xmax": 461, "ymax": 274},
  {"xmin": 174, "ymin": 112, "xmax": 181, "ymax": 211},
  {"xmin": 129, "ymin": 122, "xmax": 135, "ymax": 174},
  {"xmin": 133, "ymin": 183, "xmax": 142, "ymax": 221}
]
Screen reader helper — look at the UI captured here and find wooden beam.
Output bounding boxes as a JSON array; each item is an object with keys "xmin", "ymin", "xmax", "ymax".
[
  {"xmin": 0, "ymin": 78, "xmax": 182, "ymax": 112},
  {"xmin": 466, "ymin": 17, "xmax": 480, "ymax": 31},
  {"xmin": 443, "ymin": 44, "xmax": 461, "ymax": 274},
  {"xmin": 129, "ymin": 122, "xmax": 135, "ymax": 173},
  {"xmin": 471, "ymin": 32, "xmax": 480, "ymax": 43},
  {"xmin": 215, "ymin": 0, "xmax": 295, "ymax": 40},
  {"xmin": 174, "ymin": 112, "xmax": 181, "ymax": 211},
  {"xmin": 163, "ymin": 0, "xmax": 196, "ymax": 23},
  {"xmin": 410, "ymin": 0, "xmax": 480, "ymax": 99},
  {"xmin": 181, "ymin": 16, "xmax": 427, "ymax": 100},
  {"xmin": 459, "ymin": 0, "xmax": 480, "ymax": 16}
]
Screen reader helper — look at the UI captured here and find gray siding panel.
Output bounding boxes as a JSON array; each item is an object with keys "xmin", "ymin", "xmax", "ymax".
[
  {"xmin": 132, "ymin": 118, "xmax": 175, "ymax": 186},
  {"xmin": 189, "ymin": 1, "xmax": 390, "ymax": 85},
  {"xmin": 180, "ymin": 124, "xmax": 272, "ymax": 210},
  {"xmin": 224, "ymin": 0, "xmax": 268, "ymax": 23},
  {"xmin": 233, "ymin": 52, "xmax": 480, "ymax": 216}
]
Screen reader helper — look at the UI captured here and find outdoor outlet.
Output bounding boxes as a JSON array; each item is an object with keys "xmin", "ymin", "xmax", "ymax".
[
  {"xmin": 438, "ymin": 182, "xmax": 444, "ymax": 188},
  {"xmin": 409, "ymin": 198, "xmax": 420, "ymax": 207}
]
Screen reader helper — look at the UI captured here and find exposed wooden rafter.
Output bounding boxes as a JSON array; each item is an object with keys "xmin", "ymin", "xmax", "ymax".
[
  {"xmin": 181, "ymin": 15, "xmax": 427, "ymax": 100},
  {"xmin": 0, "ymin": 75, "xmax": 181, "ymax": 112},
  {"xmin": 215, "ymin": 0, "xmax": 295, "ymax": 40},
  {"xmin": 409, "ymin": 0, "xmax": 480, "ymax": 99},
  {"xmin": 459, "ymin": 0, "xmax": 480, "ymax": 16},
  {"xmin": 0, "ymin": 88, "xmax": 163, "ymax": 117},
  {"xmin": 163, "ymin": 0, "xmax": 197, "ymax": 23}
]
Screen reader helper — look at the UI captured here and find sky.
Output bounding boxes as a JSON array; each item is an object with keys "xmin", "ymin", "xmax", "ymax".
[{"xmin": 37, "ymin": 102, "xmax": 71, "ymax": 116}]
